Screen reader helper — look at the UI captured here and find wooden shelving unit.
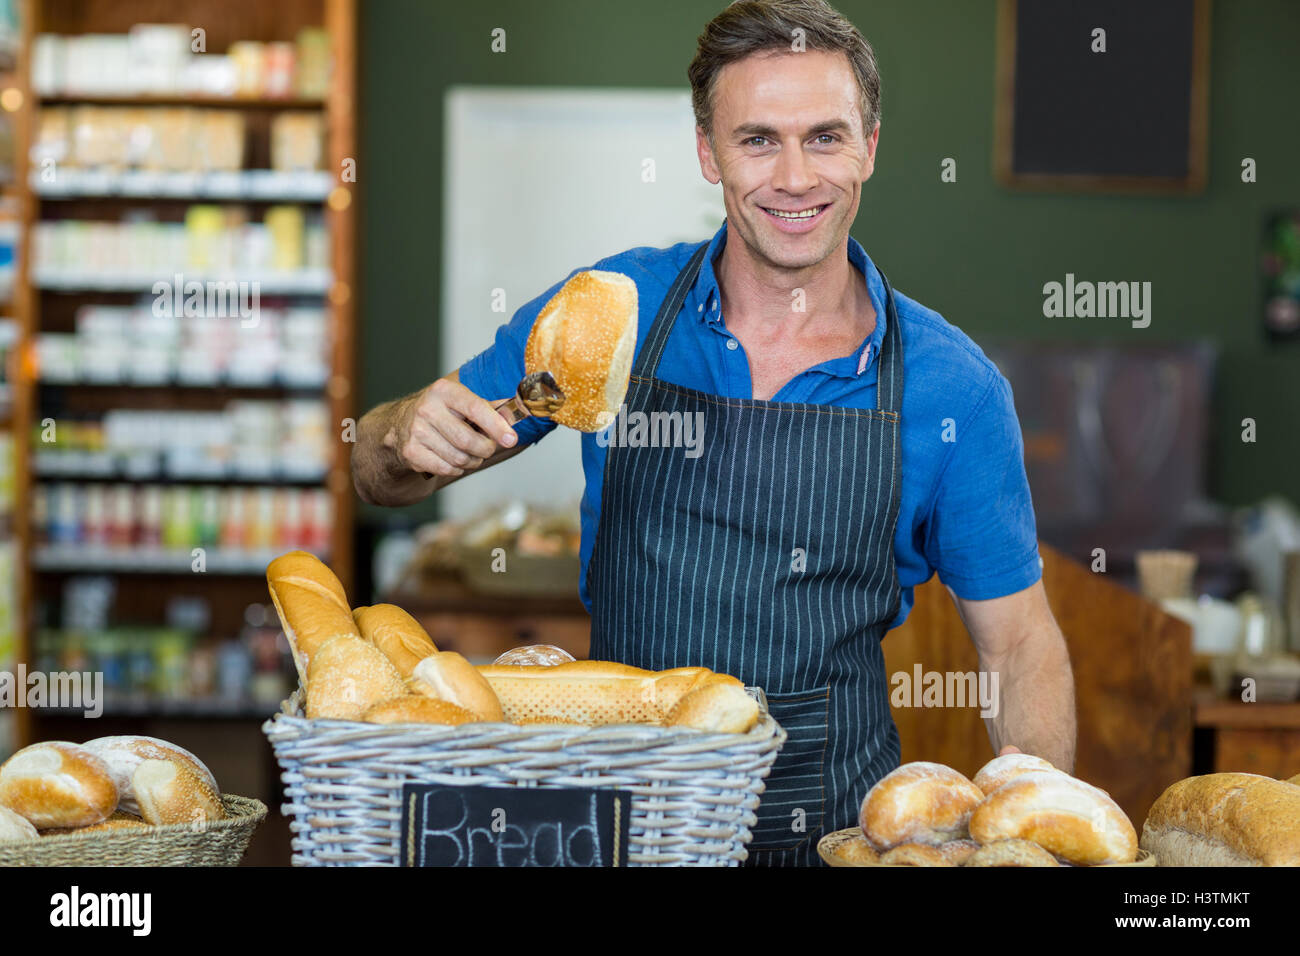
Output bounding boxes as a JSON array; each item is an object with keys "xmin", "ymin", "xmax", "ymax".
[{"xmin": 9, "ymin": 0, "xmax": 357, "ymax": 762}]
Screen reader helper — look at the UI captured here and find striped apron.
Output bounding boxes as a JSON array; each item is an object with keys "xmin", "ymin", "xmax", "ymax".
[{"xmin": 588, "ymin": 242, "xmax": 906, "ymax": 866}]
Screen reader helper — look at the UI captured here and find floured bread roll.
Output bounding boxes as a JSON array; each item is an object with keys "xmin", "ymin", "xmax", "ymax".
[
  {"xmin": 860, "ymin": 762, "xmax": 984, "ymax": 850},
  {"xmin": 0, "ymin": 742, "xmax": 118, "ymax": 829},
  {"xmin": 83, "ymin": 735, "xmax": 218, "ymax": 817},
  {"xmin": 973, "ymin": 753, "xmax": 1059, "ymax": 795},
  {"xmin": 964, "ymin": 839, "xmax": 1061, "ymax": 867},
  {"xmin": 969, "ymin": 770, "xmax": 1137, "ymax": 865},
  {"xmin": 0, "ymin": 805, "xmax": 38, "ymax": 842},
  {"xmin": 879, "ymin": 843, "xmax": 954, "ymax": 866}
]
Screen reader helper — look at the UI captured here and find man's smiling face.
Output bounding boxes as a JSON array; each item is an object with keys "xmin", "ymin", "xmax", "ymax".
[{"xmin": 698, "ymin": 48, "xmax": 879, "ymax": 272}]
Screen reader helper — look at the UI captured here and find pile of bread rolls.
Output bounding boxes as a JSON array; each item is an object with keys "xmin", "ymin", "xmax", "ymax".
[
  {"xmin": 0, "ymin": 736, "xmax": 225, "ymax": 844},
  {"xmin": 831, "ymin": 754, "xmax": 1139, "ymax": 866},
  {"xmin": 268, "ymin": 551, "xmax": 760, "ymax": 734}
]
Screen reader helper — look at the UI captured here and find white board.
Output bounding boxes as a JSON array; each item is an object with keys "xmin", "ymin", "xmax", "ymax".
[{"xmin": 441, "ymin": 87, "xmax": 726, "ymax": 518}]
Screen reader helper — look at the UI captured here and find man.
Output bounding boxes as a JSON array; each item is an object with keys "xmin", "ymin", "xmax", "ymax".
[{"xmin": 353, "ymin": 0, "xmax": 1075, "ymax": 866}]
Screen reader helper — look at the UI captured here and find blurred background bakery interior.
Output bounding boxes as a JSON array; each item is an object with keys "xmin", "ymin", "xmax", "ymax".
[{"xmin": 0, "ymin": 0, "xmax": 1295, "ymax": 864}]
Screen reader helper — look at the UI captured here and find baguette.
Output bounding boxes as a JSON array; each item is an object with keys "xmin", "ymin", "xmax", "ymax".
[
  {"xmin": 411, "ymin": 652, "xmax": 505, "ymax": 721},
  {"xmin": 969, "ymin": 770, "xmax": 1137, "ymax": 865},
  {"xmin": 83, "ymin": 735, "xmax": 218, "ymax": 817},
  {"xmin": 0, "ymin": 742, "xmax": 118, "ymax": 829},
  {"xmin": 266, "ymin": 550, "xmax": 361, "ymax": 687},
  {"xmin": 474, "ymin": 661, "xmax": 758, "ymax": 732},
  {"xmin": 362, "ymin": 695, "xmax": 480, "ymax": 726},
  {"xmin": 1140, "ymin": 772, "xmax": 1300, "ymax": 866},
  {"xmin": 354, "ymin": 604, "xmax": 438, "ymax": 678},
  {"xmin": 305, "ymin": 635, "xmax": 407, "ymax": 720},
  {"xmin": 859, "ymin": 762, "xmax": 985, "ymax": 850},
  {"xmin": 524, "ymin": 269, "xmax": 638, "ymax": 432}
]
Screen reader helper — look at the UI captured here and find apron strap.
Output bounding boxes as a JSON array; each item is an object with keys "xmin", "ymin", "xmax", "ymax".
[
  {"xmin": 633, "ymin": 242, "xmax": 710, "ymax": 378},
  {"xmin": 875, "ymin": 269, "xmax": 904, "ymax": 416}
]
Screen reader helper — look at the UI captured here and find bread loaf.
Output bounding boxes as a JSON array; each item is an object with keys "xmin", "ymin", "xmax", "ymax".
[
  {"xmin": 524, "ymin": 269, "xmax": 638, "ymax": 432},
  {"xmin": 362, "ymin": 695, "xmax": 480, "ymax": 726},
  {"xmin": 354, "ymin": 604, "xmax": 438, "ymax": 678},
  {"xmin": 835, "ymin": 834, "xmax": 880, "ymax": 865},
  {"xmin": 133, "ymin": 758, "xmax": 224, "ymax": 826},
  {"xmin": 963, "ymin": 839, "xmax": 1061, "ymax": 867},
  {"xmin": 474, "ymin": 661, "xmax": 758, "ymax": 732},
  {"xmin": 1140, "ymin": 772, "xmax": 1300, "ymax": 866},
  {"xmin": 0, "ymin": 742, "xmax": 118, "ymax": 829},
  {"xmin": 973, "ymin": 753, "xmax": 1059, "ymax": 795},
  {"xmin": 266, "ymin": 551, "xmax": 361, "ymax": 687},
  {"xmin": 969, "ymin": 770, "xmax": 1137, "ymax": 865},
  {"xmin": 859, "ymin": 762, "xmax": 984, "ymax": 850},
  {"xmin": 83, "ymin": 735, "xmax": 218, "ymax": 817},
  {"xmin": 305, "ymin": 635, "xmax": 407, "ymax": 720},
  {"xmin": 410, "ymin": 652, "xmax": 505, "ymax": 721},
  {"xmin": 879, "ymin": 843, "xmax": 954, "ymax": 866},
  {"xmin": 0, "ymin": 805, "xmax": 38, "ymax": 842}
]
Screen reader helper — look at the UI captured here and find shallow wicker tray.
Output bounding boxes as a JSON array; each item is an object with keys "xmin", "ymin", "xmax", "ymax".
[
  {"xmin": 817, "ymin": 826, "xmax": 1157, "ymax": 867},
  {"xmin": 265, "ymin": 688, "xmax": 786, "ymax": 866},
  {"xmin": 0, "ymin": 795, "xmax": 267, "ymax": 867}
]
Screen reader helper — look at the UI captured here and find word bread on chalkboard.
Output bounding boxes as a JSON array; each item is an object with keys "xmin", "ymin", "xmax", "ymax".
[{"xmin": 400, "ymin": 784, "xmax": 631, "ymax": 867}]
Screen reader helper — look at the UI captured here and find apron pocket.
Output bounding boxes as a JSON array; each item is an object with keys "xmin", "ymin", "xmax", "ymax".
[{"xmin": 751, "ymin": 687, "xmax": 830, "ymax": 850}]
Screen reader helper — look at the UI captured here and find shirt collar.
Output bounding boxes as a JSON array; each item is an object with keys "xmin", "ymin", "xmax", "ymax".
[{"xmin": 690, "ymin": 220, "xmax": 889, "ymax": 379}]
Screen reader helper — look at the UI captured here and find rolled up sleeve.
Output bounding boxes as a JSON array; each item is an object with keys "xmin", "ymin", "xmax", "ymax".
[{"xmin": 924, "ymin": 373, "xmax": 1042, "ymax": 600}]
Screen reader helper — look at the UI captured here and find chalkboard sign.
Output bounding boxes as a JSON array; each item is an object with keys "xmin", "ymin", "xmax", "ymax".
[
  {"xmin": 994, "ymin": 0, "xmax": 1210, "ymax": 193},
  {"xmin": 400, "ymin": 784, "xmax": 632, "ymax": 867}
]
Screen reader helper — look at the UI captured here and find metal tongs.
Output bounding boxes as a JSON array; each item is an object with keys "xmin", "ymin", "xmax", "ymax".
[
  {"xmin": 493, "ymin": 370, "xmax": 566, "ymax": 425},
  {"xmin": 423, "ymin": 371, "xmax": 565, "ymax": 479}
]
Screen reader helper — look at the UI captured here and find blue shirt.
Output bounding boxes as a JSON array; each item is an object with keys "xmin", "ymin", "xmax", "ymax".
[{"xmin": 460, "ymin": 221, "xmax": 1042, "ymax": 630}]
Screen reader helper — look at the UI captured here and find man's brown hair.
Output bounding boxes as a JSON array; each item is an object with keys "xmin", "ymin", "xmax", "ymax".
[{"xmin": 688, "ymin": 0, "xmax": 881, "ymax": 144}]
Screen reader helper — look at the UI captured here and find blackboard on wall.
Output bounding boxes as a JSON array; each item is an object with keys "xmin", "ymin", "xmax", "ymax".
[{"xmin": 994, "ymin": 0, "xmax": 1211, "ymax": 193}]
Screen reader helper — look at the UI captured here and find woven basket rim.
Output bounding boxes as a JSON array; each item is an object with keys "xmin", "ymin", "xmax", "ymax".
[
  {"xmin": 28, "ymin": 794, "xmax": 267, "ymax": 847},
  {"xmin": 265, "ymin": 688, "xmax": 786, "ymax": 747}
]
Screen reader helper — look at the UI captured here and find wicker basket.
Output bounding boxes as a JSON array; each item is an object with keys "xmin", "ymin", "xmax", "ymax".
[
  {"xmin": 817, "ymin": 826, "xmax": 1157, "ymax": 867},
  {"xmin": 263, "ymin": 689, "xmax": 786, "ymax": 866},
  {"xmin": 0, "ymin": 795, "xmax": 267, "ymax": 867}
]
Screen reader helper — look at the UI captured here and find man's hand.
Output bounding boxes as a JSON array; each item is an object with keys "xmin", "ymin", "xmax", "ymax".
[
  {"xmin": 352, "ymin": 371, "xmax": 526, "ymax": 506},
  {"xmin": 384, "ymin": 377, "xmax": 518, "ymax": 480},
  {"xmin": 997, "ymin": 745, "xmax": 1022, "ymax": 757}
]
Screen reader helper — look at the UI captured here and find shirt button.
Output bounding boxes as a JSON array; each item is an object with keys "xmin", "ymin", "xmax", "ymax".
[
  {"xmin": 697, "ymin": 303, "xmax": 704, "ymax": 312},
  {"xmin": 726, "ymin": 338, "xmax": 739, "ymax": 351}
]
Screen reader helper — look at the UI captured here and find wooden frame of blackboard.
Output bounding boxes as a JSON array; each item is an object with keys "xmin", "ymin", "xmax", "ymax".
[{"xmin": 993, "ymin": 0, "xmax": 1212, "ymax": 194}]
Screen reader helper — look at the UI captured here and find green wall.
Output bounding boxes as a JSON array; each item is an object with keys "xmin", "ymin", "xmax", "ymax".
[{"xmin": 359, "ymin": 0, "xmax": 1300, "ymax": 524}]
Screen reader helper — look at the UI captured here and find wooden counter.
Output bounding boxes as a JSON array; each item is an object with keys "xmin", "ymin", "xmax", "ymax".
[{"xmin": 1194, "ymin": 686, "xmax": 1300, "ymax": 778}]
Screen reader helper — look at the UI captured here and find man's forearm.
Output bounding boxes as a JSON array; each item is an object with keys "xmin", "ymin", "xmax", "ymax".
[
  {"xmin": 352, "ymin": 396, "xmax": 441, "ymax": 506},
  {"xmin": 983, "ymin": 627, "xmax": 1076, "ymax": 771}
]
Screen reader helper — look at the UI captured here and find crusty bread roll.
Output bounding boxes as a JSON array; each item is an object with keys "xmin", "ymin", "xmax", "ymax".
[
  {"xmin": 973, "ymin": 753, "xmax": 1059, "ymax": 796},
  {"xmin": 525, "ymin": 269, "xmax": 638, "ymax": 432},
  {"xmin": 411, "ymin": 653, "xmax": 505, "ymax": 721},
  {"xmin": 0, "ymin": 742, "xmax": 118, "ymax": 829},
  {"xmin": 354, "ymin": 604, "xmax": 438, "ymax": 678},
  {"xmin": 964, "ymin": 839, "xmax": 1061, "ymax": 867},
  {"xmin": 970, "ymin": 770, "xmax": 1137, "ymax": 865},
  {"xmin": 475, "ymin": 661, "xmax": 759, "ymax": 732},
  {"xmin": 879, "ymin": 843, "xmax": 954, "ymax": 866},
  {"xmin": 83, "ymin": 735, "xmax": 218, "ymax": 817},
  {"xmin": 859, "ymin": 762, "xmax": 985, "ymax": 850},
  {"xmin": 305, "ymin": 635, "xmax": 407, "ymax": 720},
  {"xmin": 493, "ymin": 644, "xmax": 576, "ymax": 666},
  {"xmin": 835, "ymin": 834, "xmax": 880, "ymax": 865},
  {"xmin": 42, "ymin": 811, "xmax": 150, "ymax": 836},
  {"xmin": 133, "ymin": 758, "xmax": 224, "ymax": 826},
  {"xmin": 266, "ymin": 550, "xmax": 361, "ymax": 687},
  {"xmin": 937, "ymin": 839, "xmax": 980, "ymax": 865},
  {"xmin": 1140, "ymin": 772, "xmax": 1300, "ymax": 866},
  {"xmin": 362, "ymin": 695, "xmax": 481, "ymax": 726},
  {"xmin": 0, "ymin": 805, "xmax": 38, "ymax": 842}
]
